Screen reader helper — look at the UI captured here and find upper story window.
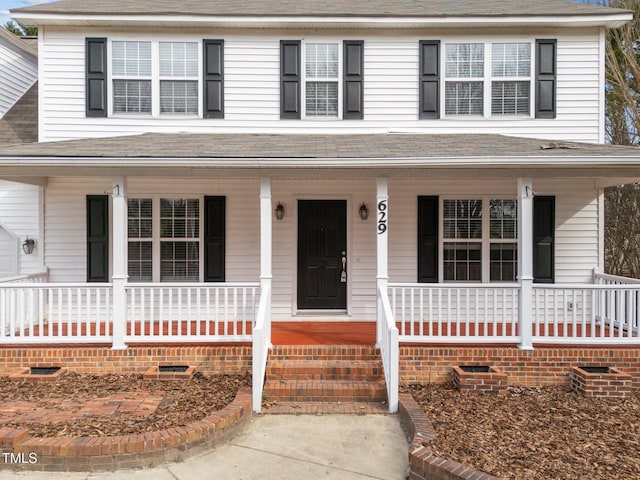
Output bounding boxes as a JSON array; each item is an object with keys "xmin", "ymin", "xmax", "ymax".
[
  {"xmin": 443, "ymin": 41, "xmax": 533, "ymax": 118},
  {"xmin": 445, "ymin": 43, "xmax": 484, "ymax": 116},
  {"xmin": 305, "ymin": 43, "xmax": 339, "ymax": 117},
  {"xmin": 112, "ymin": 41, "xmax": 152, "ymax": 114},
  {"xmin": 159, "ymin": 42, "xmax": 199, "ymax": 114},
  {"xmin": 491, "ymin": 43, "xmax": 531, "ymax": 116},
  {"xmin": 110, "ymin": 40, "xmax": 200, "ymax": 117}
]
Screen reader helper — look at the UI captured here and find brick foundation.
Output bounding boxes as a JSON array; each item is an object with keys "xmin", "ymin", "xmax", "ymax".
[
  {"xmin": 0, "ymin": 388, "xmax": 251, "ymax": 472},
  {"xmin": 400, "ymin": 346, "xmax": 640, "ymax": 388},
  {"xmin": 451, "ymin": 366, "xmax": 508, "ymax": 395},
  {"xmin": 0, "ymin": 346, "xmax": 251, "ymax": 377},
  {"xmin": 570, "ymin": 366, "xmax": 633, "ymax": 398}
]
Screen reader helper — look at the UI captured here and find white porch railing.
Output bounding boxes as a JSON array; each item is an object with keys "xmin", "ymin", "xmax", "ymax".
[
  {"xmin": 533, "ymin": 283, "xmax": 640, "ymax": 344},
  {"xmin": 252, "ymin": 284, "xmax": 271, "ymax": 413},
  {"xmin": 0, "ymin": 270, "xmax": 49, "ymax": 284},
  {"xmin": 377, "ymin": 285, "xmax": 399, "ymax": 413},
  {"xmin": 389, "ymin": 283, "xmax": 521, "ymax": 343},
  {"xmin": 125, "ymin": 283, "xmax": 258, "ymax": 343},
  {"xmin": 0, "ymin": 283, "xmax": 113, "ymax": 343}
]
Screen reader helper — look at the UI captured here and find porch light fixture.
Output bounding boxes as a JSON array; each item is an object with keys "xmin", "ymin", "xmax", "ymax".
[
  {"xmin": 275, "ymin": 203, "xmax": 285, "ymax": 220},
  {"xmin": 359, "ymin": 203, "xmax": 369, "ymax": 220},
  {"xmin": 22, "ymin": 238, "xmax": 35, "ymax": 255}
]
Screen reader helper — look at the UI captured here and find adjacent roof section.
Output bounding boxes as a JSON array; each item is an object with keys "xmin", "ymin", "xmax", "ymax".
[
  {"xmin": 12, "ymin": 0, "xmax": 631, "ymax": 28},
  {"xmin": 0, "ymin": 132, "xmax": 639, "ymax": 167},
  {"xmin": 0, "ymin": 28, "xmax": 37, "ymax": 59},
  {"xmin": 0, "ymin": 83, "xmax": 38, "ymax": 146}
]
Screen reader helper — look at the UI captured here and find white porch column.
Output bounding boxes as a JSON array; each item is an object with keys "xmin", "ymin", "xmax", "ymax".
[
  {"xmin": 111, "ymin": 176, "xmax": 127, "ymax": 350},
  {"xmin": 260, "ymin": 178, "xmax": 273, "ymax": 295},
  {"xmin": 376, "ymin": 178, "xmax": 389, "ymax": 339},
  {"xmin": 518, "ymin": 177, "xmax": 534, "ymax": 350}
]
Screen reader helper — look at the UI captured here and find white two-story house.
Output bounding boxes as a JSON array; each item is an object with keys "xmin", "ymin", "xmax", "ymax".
[{"xmin": 1, "ymin": 0, "xmax": 640, "ymax": 412}]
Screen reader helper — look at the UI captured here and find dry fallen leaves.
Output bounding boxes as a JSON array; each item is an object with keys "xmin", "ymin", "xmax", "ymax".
[{"xmin": 403, "ymin": 384, "xmax": 640, "ymax": 480}]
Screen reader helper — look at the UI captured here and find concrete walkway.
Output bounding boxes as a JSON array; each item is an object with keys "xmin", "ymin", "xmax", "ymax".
[{"xmin": 0, "ymin": 415, "xmax": 409, "ymax": 480}]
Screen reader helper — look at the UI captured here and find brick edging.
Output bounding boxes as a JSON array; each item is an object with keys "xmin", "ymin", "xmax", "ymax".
[
  {"xmin": 0, "ymin": 387, "xmax": 252, "ymax": 472},
  {"xmin": 398, "ymin": 393, "xmax": 498, "ymax": 480}
]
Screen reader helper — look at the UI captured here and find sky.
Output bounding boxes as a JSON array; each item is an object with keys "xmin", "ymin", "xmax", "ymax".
[{"xmin": 0, "ymin": 0, "xmax": 55, "ymax": 28}]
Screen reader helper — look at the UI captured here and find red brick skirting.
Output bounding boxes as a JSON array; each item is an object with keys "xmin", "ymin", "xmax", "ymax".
[
  {"xmin": 569, "ymin": 366, "xmax": 633, "ymax": 398},
  {"xmin": 0, "ymin": 387, "xmax": 251, "ymax": 472},
  {"xmin": 0, "ymin": 346, "xmax": 251, "ymax": 376},
  {"xmin": 400, "ymin": 346, "xmax": 640, "ymax": 388},
  {"xmin": 399, "ymin": 393, "xmax": 498, "ymax": 480}
]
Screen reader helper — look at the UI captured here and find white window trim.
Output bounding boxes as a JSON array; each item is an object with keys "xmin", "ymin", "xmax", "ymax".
[
  {"xmin": 441, "ymin": 39, "xmax": 535, "ymax": 120},
  {"xmin": 128, "ymin": 195, "xmax": 204, "ymax": 283},
  {"xmin": 108, "ymin": 38, "xmax": 203, "ymax": 119},
  {"xmin": 439, "ymin": 196, "xmax": 518, "ymax": 283},
  {"xmin": 302, "ymin": 40, "xmax": 343, "ymax": 120}
]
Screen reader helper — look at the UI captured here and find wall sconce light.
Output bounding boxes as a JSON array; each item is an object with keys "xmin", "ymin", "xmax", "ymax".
[
  {"xmin": 358, "ymin": 203, "xmax": 369, "ymax": 220},
  {"xmin": 275, "ymin": 203, "xmax": 285, "ymax": 220},
  {"xmin": 22, "ymin": 237, "xmax": 35, "ymax": 255}
]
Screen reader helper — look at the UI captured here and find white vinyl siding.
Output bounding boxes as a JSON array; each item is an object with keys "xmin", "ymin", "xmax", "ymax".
[
  {"xmin": 0, "ymin": 180, "xmax": 42, "ymax": 276},
  {"xmin": 0, "ymin": 41, "xmax": 37, "ymax": 118},
  {"xmin": 39, "ymin": 28, "xmax": 602, "ymax": 142}
]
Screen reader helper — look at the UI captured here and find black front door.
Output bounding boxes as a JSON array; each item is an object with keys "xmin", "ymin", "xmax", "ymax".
[{"xmin": 297, "ymin": 200, "xmax": 347, "ymax": 310}]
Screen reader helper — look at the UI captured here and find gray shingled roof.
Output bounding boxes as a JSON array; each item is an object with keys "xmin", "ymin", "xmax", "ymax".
[
  {"xmin": 0, "ymin": 28, "xmax": 37, "ymax": 58},
  {"xmin": 0, "ymin": 132, "xmax": 638, "ymax": 161},
  {"xmin": 0, "ymin": 83, "xmax": 38, "ymax": 146},
  {"xmin": 12, "ymin": 0, "xmax": 629, "ymax": 18}
]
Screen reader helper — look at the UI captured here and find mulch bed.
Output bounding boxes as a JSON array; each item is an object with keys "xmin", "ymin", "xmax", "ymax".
[
  {"xmin": 0, "ymin": 372, "xmax": 251, "ymax": 437},
  {"xmin": 403, "ymin": 384, "xmax": 640, "ymax": 480}
]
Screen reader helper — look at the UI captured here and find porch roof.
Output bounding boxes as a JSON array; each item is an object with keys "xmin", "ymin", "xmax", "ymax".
[
  {"xmin": 0, "ymin": 133, "xmax": 640, "ymax": 171},
  {"xmin": 0, "ymin": 83, "xmax": 38, "ymax": 146}
]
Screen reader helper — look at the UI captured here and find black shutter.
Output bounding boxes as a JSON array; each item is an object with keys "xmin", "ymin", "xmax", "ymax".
[
  {"xmin": 533, "ymin": 196, "xmax": 555, "ymax": 283},
  {"xmin": 419, "ymin": 40, "xmax": 440, "ymax": 119},
  {"xmin": 203, "ymin": 39, "xmax": 224, "ymax": 118},
  {"xmin": 86, "ymin": 195, "xmax": 109, "ymax": 282},
  {"xmin": 85, "ymin": 38, "xmax": 107, "ymax": 117},
  {"xmin": 280, "ymin": 40, "xmax": 301, "ymax": 119},
  {"xmin": 418, "ymin": 196, "xmax": 439, "ymax": 283},
  {"xmin": 535, "ymin": 39, "xmax": 557, "ymax": 119},
  {"xmin": 343, "ymin": 40, "xmax": 364, "ymax": 119},
  {"xmin": 204, "ymin": 196, "xmax": 226, "ymax": 282}
]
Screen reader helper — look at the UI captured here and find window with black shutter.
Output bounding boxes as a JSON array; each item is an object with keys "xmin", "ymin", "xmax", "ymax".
[
  {"xmin": 204, "ymin": 196, "xmax": 226, "ymax": 282},
  {"xmin": 203, "ymin": 39, "xmax": 224, "ymax": 118},
  {"xmin": 85, "ymin": 38, "xmax": 107, "ymax": 117},
  {"xmin": 343, "ymin": 40, "xmax": 364, "ymax": 119},
  {"xmin": 535, "ymin": 39, "xmax": 557, "ymax": 119},
  {"xmin": 280, "ymin": 40, "xmax": 301, "ymax": 119},
  {"xmin": 419, "ymin": 40, "xmax": 440, "ymax": 119},
  {"xmin": 533, "ymin": 196, "xmax": 555, "ymax": 283},
  {"xmin": 86, "ymin": 195, "xmax": 109, "ymax": 282},
  {"xmin": 418, "ymin": 196, "xmax": 439, "ymax": 282}
]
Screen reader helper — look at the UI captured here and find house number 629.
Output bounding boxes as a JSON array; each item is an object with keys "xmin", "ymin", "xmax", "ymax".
[{"xmin": 377, "ymin": 200, "xmax": 387, "ymax": 234}]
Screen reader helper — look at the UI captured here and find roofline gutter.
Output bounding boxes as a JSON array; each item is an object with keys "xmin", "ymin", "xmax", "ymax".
[
  {"xmin": 11, "ymin": 12, "xmax": 632, "ymax": 29},
  {"xmin": 1, "ymin": 155, "xmax": 640, "ymax": 168}
]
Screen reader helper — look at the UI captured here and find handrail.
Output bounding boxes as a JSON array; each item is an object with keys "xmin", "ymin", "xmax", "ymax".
[
  {"xmin": 594, "ymin": 272, "xmax": 640, "ymax": 285},
  {"xmin": 252, "ymin": 284, "xmax": 271, "ymax": 413},
  {"xmin": 0, "ymin": 270, "xmax": 49, "ymax": 284},
  {"xmin": 378, "ymin": 285, "xmax": 399, "ymax": 413}
]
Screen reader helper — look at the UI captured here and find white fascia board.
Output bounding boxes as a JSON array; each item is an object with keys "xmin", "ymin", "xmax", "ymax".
[
  {"xmin": 2, "ymin": 155, "xmax": 640, "ymax": 169},
  {"xmin": 12, "ymin": 13, "xmax": 633, "ymax": 29}
]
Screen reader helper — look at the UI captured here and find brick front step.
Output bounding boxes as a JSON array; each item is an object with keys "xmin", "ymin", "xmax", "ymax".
[
  {"xmin": 265, "ymin": 401, "xmax": 389, "ymax": 415},
  {"xmin": 266, "ymin": 359, "xmax": 383, "ymax": 381},
  {"xmin": 263, "ymin": 379, "xmax": 387, "ymax": 403},
  {"xmin": 270, "ymin": 345, "xmax": 380, "ymax": 361}
]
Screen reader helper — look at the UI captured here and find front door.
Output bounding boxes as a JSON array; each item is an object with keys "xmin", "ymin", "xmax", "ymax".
[{"xmin": 297, "ymin": 200, "xmax": 347, "ymax": 310}]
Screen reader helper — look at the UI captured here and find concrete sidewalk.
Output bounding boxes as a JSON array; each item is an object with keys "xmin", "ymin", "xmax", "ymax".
[{"xmin": 0, "ymin": 415, "xmax": 409, "ymax": 480}]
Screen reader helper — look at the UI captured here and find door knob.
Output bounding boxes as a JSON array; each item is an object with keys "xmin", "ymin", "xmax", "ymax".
[{"xmin": 341, "ymin": 251, "xmax": 347, "ymax": 283}]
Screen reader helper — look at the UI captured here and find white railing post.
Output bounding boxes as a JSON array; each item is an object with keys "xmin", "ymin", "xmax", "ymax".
[
  {"xmin": 518, "ymin": 177, "xmax": 534, "ymax": 350},
  {"xmin": 111, "ymin": 177, "xmax": 127, "ymax": 350}
]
